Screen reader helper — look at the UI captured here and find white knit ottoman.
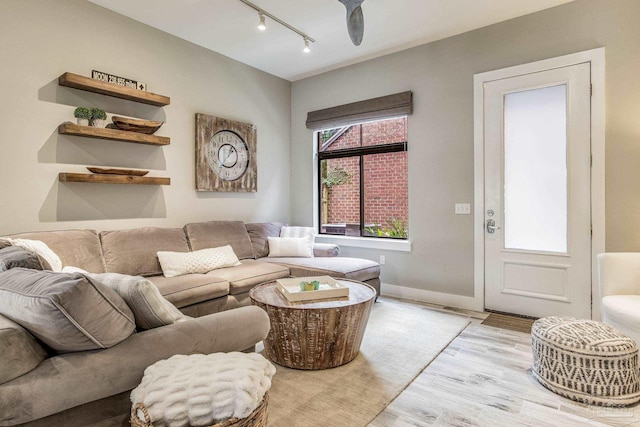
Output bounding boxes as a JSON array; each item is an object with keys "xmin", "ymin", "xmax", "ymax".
[
  {"xmin": 532, "ymin": 317, "xmax": 640, "ymax": 406},
  {"xmin": 130, "ymin": 352, "xmax": 275, "ymax": 427}
]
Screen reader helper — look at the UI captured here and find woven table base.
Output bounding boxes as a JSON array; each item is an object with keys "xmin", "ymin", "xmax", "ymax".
[{"xmin": 532, "ymin": 317, "xmax": 640, "ymax": 406}]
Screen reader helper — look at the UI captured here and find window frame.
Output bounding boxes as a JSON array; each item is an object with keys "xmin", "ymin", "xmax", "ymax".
[{"xmin": 316, "ymin": 120, "xmax": 409, "ymax": 240}]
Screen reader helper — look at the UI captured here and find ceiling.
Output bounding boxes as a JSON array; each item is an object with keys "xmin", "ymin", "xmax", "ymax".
[{"xmin": 88, "ymin": 0, "xmax": 574, "ymax": 82}]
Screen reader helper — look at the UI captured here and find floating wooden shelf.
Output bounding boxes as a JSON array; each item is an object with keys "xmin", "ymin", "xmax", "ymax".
[
  {"xmin": 58, "ymin": 72, "xmax": 170, "ymax": 107},
  {"xmin": 58, "ymin": 122, "xmax": 170, "ymax": 146},
  {"xmin": 59, "ymin": 173, "xmax": 170, "ymax": 186}
]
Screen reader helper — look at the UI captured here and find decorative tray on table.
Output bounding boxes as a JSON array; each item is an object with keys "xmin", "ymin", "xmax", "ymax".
[{"xmin": 276, "ymin": 276, "xmax": 349, "ymax": 302}]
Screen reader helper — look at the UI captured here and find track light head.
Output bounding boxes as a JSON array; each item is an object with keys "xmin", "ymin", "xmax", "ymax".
[
  {"xmin": 303, "ymin": 37, "xmax": 311, "ymax": 53},
  {"xmin": 257, "ymin": 12, "xmax": 266, "ymax": 31}
]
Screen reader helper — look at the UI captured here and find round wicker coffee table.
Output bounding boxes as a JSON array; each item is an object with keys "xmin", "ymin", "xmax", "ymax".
[{"xmin": 249, "ymin": 278, "xmax": 376, "ymax": 370}]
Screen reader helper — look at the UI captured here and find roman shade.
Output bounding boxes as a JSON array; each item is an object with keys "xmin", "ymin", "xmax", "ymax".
[{"xmin": 305, "ymin": 91, "xmax": 413, "ymax": 130}]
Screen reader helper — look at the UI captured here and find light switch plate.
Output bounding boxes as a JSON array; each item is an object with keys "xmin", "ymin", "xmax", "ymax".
[{"xmin": 455, "ymin": 203, "xmax": 471, "ymax": 215}]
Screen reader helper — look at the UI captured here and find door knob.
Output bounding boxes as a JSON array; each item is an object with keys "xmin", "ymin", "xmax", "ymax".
[{"xmin": 486, "ymin": 219, "xmax": 500, "ymax": 234}]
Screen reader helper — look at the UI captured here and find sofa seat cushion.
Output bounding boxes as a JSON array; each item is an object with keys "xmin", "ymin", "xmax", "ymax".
[
  {"xmin": 4, "ymin": 229, "xmax": 105, "ymax": 273},
  {"xmin": 206, "ymin": 259, "xmax": 289, "ymax": 295},
  {"xmin": 184, "ymin": 221, "xmax": 255, "ymax": 260},
  {"xmin": 602, "ymin": 295, "xmax": 640, "ymax": 346},
  {"xmin": 262, "ymin": 257, "xmax": 380, "ymax": 283},
  {"xmin": 148, "ymin": 274, "xmax": 230, "ymax": 309},
  {"xmin": 0, "ymin": 315, "xmax": 48, "ymax": 385},
  {"xmin": 0, "ymin": 268, "xmax": 135, "ymax": 352},
  {"xmin": 100, "ymin": 227, "xmax": 190, "ymax": 277}
]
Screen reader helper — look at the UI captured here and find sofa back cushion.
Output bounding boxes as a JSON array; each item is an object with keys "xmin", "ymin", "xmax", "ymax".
[
  {"xmin": 245, "ymin": 222, "xmax": 286, "ymax": 259},
  {"xmin": 4, "ymin": 229, "xmax": 105, "ymax": 273},
  {"xmin": 184, "ymin": 221, "xmax": 254, "ymax": 260},
  {"xmin": 0, "ymin": 268, "xmax": 135, "ymax": 353},
  {"xmin": 0, "ymin": 314, "xmax": 48, "ymax": 385},
  {"xmin": 100, "ymin": 227, "xmax": 190, "ymax": 276}
]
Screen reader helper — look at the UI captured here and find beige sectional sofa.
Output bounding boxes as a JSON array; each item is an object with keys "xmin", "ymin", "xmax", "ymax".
[{"xmin": 0, "ymin": 221, "xmax": 380, "ymax": 426}]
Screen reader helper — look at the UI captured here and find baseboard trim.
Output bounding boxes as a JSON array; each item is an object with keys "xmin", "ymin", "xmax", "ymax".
[{"xmin": 380, "ymin": 283, "xmax": 482, "ymax": 312}]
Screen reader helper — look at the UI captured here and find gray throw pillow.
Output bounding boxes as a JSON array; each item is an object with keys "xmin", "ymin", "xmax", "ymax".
[
  {"xmin": 84, "ymin": 272, "xmax": 186, "ymax": 330},
  {"xmin": 0, "ymin": 246, "xmax": 44, "ymax": 272},
  {"xmin": 0, "ymin": 268, "xmax": 136, "ymax": 353},
  {"xmin": 0, "ymin": 314, "xmax": 48, "ymax": 385}
]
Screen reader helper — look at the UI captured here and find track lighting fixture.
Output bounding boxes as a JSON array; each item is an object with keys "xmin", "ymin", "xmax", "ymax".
[{"xmin": 238, "ymin": 0, "xmax": 315, "ymax": 54}]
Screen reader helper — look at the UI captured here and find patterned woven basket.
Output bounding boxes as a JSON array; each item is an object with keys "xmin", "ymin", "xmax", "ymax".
[
  {"xmin": 130, "ymin": 392, "xmax": 268, "ymax": 427},
  {"xmin": 532, "ymin": 317, "xmax": 640, "ymax": 406}
]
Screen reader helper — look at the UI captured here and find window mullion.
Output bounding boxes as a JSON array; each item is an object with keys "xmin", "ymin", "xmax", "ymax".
[{"xmin": 359, "ymin": 153, "xmax": 365, "ymax": 237}]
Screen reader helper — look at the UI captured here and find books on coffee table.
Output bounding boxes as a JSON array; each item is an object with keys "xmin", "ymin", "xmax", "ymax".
[{"xmin": 276, "ymin": 276, "xmax": 349, "ymax": 302}]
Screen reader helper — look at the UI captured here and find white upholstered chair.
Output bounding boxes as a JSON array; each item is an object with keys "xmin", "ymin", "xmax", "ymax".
[{"xmin": 597, "ymin": 253, "xmax": 640, "ymax": 346}]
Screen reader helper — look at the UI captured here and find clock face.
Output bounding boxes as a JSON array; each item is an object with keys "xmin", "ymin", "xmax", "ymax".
[{"xmin": 206, "ymin": 130, "xmax": 250, "ymax": 181}]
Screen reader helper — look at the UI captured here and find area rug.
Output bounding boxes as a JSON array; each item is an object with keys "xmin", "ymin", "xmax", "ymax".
[
  {"xmin": 264, "ymin": 298, "xmax": 471, "ymax": 427},
  {"xmin": 481, "ymin": 312, "xmax": 535, "ymax": 334}
]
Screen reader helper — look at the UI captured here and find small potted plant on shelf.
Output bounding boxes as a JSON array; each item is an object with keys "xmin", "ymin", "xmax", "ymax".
[
  {"xmin": 90, "ymin": 108, "xmax": 107, "ymax": 128},
  {"xmin": 73, "ymin": 107, "xmax": 91, "ymax": 126}
]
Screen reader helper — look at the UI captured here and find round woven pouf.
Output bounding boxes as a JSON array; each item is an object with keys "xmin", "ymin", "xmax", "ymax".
[{"xmin": 532, "ymin": 316, "xmax": 640, "ymax": 406}]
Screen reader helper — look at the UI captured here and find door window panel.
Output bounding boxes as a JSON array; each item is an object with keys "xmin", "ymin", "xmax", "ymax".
[{"xmin": 503, "ymin": 84, "xmax": 568, "ymax": 253}]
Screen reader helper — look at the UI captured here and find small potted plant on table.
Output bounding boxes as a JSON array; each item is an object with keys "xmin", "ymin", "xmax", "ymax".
[
  {"xmin": 90, "ymin": 108, "xmax": 107, "ymax": 128},
  {"xmin": 73, "ymin": 107, "xmax": 91, "ymax": 126}
]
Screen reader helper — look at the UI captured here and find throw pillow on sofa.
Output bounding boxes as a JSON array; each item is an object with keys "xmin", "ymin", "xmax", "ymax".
[
  {"xmin": 0, "ymin": 268, "xmax": 135, "ymax": 353},
  {"xmin": 157, "ymin": 245, "xmax": 241, "ymax": 278},
  {"xmin": 267, "ymin": 235, "xmax": 314, "ymax": 258},
  {"xmin": 64, "ymin": 268, "xmax": 186, "ymax": 330},
  {"xmin": 5, "ymin": 238, "xmax": 62, "ymax": 271},
  {"xmin": 0, "ymin": 246, "xmax": 44, "ymax": 272},
  {"xmin": 0, "ymin": 314, "xmax": 48, "ymax": 385},
  {"xmin": 280, "ymin": 226, "xmax": 315, "ymax": 239}
]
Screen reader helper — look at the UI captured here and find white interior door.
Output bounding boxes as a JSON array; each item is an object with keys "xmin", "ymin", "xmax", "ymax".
[{"xmin": 483, "ymin": 63, "xmax": 592, "ymax": 319}]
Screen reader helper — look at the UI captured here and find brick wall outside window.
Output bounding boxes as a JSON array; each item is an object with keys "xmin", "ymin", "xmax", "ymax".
[{"xmin": 322, "ymin": 117, "xmax": 408, "ymax": 234}]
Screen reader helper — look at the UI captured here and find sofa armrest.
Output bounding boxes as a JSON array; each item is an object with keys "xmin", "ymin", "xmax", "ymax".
[
  {"xmin": 313, "ymin": 243, "xmax": 340, "ymax": 257},
  {"xmin": 598, "ymin": 253, "xmax": 640, "ymax": 297},
  {"xmin": 0, "ymin": 306, "xmax": 270, "ymax": 426}
]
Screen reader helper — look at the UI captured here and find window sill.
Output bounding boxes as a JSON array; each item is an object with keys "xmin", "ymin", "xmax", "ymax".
[{"xmin": 315, "ymin": 235, "xmax": 412, "ymax": 252}]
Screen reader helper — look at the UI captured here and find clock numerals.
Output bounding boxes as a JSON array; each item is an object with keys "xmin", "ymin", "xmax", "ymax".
[{"xmin": 206, "ymin": 130, "xmax": 250, "ymax": 181}]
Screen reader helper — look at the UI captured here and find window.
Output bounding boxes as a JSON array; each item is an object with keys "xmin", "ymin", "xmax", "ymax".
[{"xmin": 317, "ymin": 117, "xmax": 408, "ymax": 239}]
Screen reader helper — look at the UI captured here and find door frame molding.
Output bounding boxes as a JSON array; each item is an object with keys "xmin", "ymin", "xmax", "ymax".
[{"xmin": 472, "ymin": 48, "xmax": 605, "ymax": 319}]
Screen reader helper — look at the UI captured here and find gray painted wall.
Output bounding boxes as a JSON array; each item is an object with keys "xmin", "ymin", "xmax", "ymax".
[
  {"xmin": 0, "ymin": 0, "xmax": 291, "ymax": 235},
  {"xmin": 291, "ymin": 0, "xmax": 640, "ymax": 297},
  {"xmin": 3, "ymin": 0, "xmax": 640, "ymax": 302}
]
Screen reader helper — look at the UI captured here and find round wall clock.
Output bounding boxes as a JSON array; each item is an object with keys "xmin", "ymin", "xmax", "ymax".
[
  {"xmin": 195, "ymin": 114, "xmax": 257, "ymax": 192},
  {"xmin": 206, "ymin": 130, "xmax": 250, "ymax": 181}
]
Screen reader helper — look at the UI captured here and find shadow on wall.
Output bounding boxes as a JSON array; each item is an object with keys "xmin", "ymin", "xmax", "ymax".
[
  {"xmin": 38, "ymin": 78, "xmax": 167, "ymax": 122},
  {"xmin": 40, "ymin": 181, "xmax": 167, "ymax": 222},
  {"xmin": 37, "ymin": 77, "xmax": 169, "ymax": 221},
  {"xmin": 38, "ymin": 130, "xmax": 167, "ymax": 170}
]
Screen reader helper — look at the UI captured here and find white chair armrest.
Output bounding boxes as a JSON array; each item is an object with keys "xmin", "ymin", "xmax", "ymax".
[{"xmin": 598, "ymin": 253, "xmax": 640, "ymax": 297}]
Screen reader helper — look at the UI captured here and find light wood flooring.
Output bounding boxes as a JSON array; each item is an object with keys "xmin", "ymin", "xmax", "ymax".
[{"xmin": 370, "ymin": 311, "xmax": 640, "ymax": 426}]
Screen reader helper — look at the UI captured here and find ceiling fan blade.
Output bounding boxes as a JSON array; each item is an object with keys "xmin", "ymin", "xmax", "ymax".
[{"xmin": 338, "ymin": 0, "xmax": 365, "ymax": 46}]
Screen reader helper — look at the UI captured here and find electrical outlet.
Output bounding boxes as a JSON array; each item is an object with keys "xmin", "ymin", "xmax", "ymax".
[
  {"xmin": 379, "ymin": 255, "xmax": 386, "ymax": 265},
  {"xmin": 455, "ymin": 203, "xmax": 471, "ymax": 215}
]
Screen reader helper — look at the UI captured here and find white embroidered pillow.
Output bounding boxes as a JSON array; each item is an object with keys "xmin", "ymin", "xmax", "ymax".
[
  {"xmin": 267, "ymin": 235, "xmax": 314, "ymax": 258},
  {"xmin": 157, "ymin": 245, "xmax": 241, "ymax": 278},
  {"xmin": 280, "ymin": 226, "xmax": 315, "ymax": 239}
]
